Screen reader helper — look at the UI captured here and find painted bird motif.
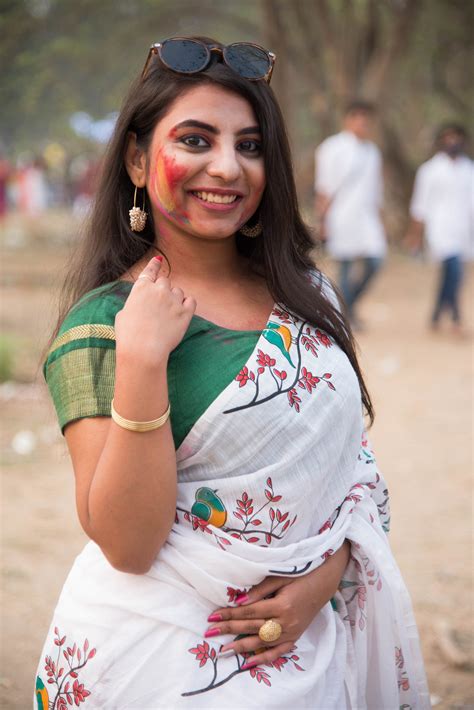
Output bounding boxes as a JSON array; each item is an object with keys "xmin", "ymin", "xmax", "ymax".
[
  {"xmin": 35, "ymin": 676, "xmax": 49, "ymax": 710},
  {"xmin": 191, "ymin": 487, "xmax": 227, "ymax": 528},
  {"xmin": 263, "ymin": 322, "xmax": 295, "ymax": 367}
]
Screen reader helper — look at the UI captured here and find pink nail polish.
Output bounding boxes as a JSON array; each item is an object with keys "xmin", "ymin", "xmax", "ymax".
[
  {"xmin": 207, "ymin": 613, "xmax": 223, "ymax": 623},
  {"xmin": 241, "ymin": 661, "xmax": 257, "ymax": 671},
  {"xmin": 235, "ymin": 593, "xmax": 249, "ymax": 605},
  {"xmin": 154, "ymin": 255, "xmax": 163, "ymax": 261},
  {"xmin": 204, "ymin": 628, "xmax": 221, "ymax": 639}
]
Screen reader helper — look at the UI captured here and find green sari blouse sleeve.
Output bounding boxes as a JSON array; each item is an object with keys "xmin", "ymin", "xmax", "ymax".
[{"xmin": 44, "ymin": 281, "xmax": 132, "ymax": 433}]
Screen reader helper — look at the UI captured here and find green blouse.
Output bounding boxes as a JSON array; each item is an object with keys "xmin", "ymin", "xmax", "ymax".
[{"xmin": 44, "ymin": 281, "xmax": 261, "ymax": 449}]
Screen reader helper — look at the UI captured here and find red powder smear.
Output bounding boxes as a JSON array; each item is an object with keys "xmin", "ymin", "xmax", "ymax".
[
  {"xmin": 162, "ymin": 153, "xmax": 189, "ymax": 191},
  {"xmin": 167, "ymin": 127, "xmax": 179, "ymax": 140}
]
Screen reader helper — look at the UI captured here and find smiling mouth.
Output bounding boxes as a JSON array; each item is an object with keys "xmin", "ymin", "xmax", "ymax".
[{"xmin": 191, "ymin": 190, "xmax": 242, "ymax": 205}]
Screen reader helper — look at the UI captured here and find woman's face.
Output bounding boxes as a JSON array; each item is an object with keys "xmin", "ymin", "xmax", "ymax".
[{"xmin": 145, "ymin": 84, "xmax": 265, "ymax": 242}]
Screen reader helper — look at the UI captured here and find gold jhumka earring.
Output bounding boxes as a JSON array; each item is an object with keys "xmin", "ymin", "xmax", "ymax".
[{"xmin": 129, "ymin": 186, "xmax": 148, "ymax": 232}]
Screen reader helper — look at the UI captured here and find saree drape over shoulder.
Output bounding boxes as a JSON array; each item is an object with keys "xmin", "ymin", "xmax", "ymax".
[{"xmin": 35, "ymin": 286, "xmax": 429, "ymax": 710}]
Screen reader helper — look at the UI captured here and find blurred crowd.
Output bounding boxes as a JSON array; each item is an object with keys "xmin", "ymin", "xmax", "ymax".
[{"xmin": 0, "ymin": 147, "xmax": 102, "ymax": 221}]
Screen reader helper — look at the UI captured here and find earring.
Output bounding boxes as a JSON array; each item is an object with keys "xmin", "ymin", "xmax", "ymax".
[
  {"xmin": 129, "ymin": 186, "xmax": 147, "ymax": 232},
  {"xmin": 239, "ymin": 219, "xmax": 263, "ymax": 238}
]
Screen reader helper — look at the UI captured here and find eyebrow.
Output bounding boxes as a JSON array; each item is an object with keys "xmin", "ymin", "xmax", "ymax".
[{"xmin": 172, "ymin": 120, "xmax": 261, "ymax": 136}]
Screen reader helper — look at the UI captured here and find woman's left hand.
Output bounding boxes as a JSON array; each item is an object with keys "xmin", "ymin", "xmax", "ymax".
[{"xmin": 205, "ymin": 541, "xmax": 350, "ymax": 668}]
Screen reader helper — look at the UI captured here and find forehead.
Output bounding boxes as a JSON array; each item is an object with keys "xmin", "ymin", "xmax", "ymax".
[{"xmin": 156, "ymin": 84, "xmax": 258, "ymax": 132}]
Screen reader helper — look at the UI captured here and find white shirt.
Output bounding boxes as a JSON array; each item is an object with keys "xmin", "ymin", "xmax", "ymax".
[
  {"xmin": 315, "ymin": 130, "xmax": 386, "ymax": 259},
  {"xmin": 410, "ymin": 152, "xmax": 474, "ymax": 261}
]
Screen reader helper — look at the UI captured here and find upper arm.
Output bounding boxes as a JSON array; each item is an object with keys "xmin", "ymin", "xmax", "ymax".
[{"xmin": 64, "ymin": 416, "xmax": 111, "ymax": 538}]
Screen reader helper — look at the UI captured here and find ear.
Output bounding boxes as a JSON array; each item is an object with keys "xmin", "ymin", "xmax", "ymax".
[{"xmin": 124, "ymin": 132, "xmax": 147, "ymax": 187}]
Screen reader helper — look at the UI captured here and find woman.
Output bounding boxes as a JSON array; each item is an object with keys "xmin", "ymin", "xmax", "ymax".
[{"xmin": 35, "ymin": 37, "xmax": 429, "ymax": 708}]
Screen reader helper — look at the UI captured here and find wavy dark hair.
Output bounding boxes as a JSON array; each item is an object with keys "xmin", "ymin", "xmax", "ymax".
[{"xmin": 53, "ymin": 36, "xmax": 373, "ymax": 424}]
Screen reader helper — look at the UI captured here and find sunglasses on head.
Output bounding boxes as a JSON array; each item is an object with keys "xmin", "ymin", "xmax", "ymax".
[{"xmin": 141, "ymin": 37, "xmax": 276, "ymax": 84}]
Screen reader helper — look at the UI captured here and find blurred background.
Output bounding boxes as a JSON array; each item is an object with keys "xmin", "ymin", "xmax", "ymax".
[{"xmin": 1, "ymin": 1, "xmax": 472, "ymax": 708}]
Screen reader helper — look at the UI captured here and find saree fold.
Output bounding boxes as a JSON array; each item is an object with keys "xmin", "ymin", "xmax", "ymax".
[{"xmin": 35, "ymin": 304, "xmax": 429, "ymax": 709}]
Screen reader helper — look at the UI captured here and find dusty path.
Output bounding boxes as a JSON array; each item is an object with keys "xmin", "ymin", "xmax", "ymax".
[{"xmin": 1, "ymin": 235, "xmax": 472, "ymax": 709}]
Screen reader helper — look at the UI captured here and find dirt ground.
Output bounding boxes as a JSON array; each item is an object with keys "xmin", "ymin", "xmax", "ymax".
[{"xmin": 1, "ymin": 218, "xmax": 473, "ymax": 709}]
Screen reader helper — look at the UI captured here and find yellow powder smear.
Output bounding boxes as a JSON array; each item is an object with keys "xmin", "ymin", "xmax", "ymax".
[{"xmin": 153, "ymin": 154, "xmax": 176, "ymax": 212}]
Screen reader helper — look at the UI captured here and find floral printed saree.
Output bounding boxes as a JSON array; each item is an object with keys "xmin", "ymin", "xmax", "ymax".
[{"xmin": 35, "ymin": 297, "xmax": 429, "ymax": 709}]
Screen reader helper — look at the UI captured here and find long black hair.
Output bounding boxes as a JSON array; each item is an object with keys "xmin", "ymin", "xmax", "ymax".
[{"xmin": 53, "ymin": 36, "xmax": 373, "ymax": 424}]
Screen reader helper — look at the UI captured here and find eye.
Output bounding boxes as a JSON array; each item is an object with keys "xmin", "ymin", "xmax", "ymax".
[
  {"xmin": 180, "ymin": 135, "xmax": 210, "ymax": 148},
  {"xmin": 238, "ymin": 139, "xmax": 261, "ymax": 154}
]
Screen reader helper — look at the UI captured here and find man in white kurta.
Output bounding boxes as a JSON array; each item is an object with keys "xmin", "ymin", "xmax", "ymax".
[
  {"xmin": 407, "ymin": 123, "xmax": 473, "ymax": 330},
  {"xmin": 315, "ymin": 102, "xmax": 386, "ymax": 326}
]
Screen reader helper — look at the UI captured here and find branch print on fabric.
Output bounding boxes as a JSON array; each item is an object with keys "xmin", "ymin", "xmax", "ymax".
[
  {"xmin": 224, "ymin": 478, "xmax": 297, "ymax": 545},
  {"xmin": 340, "ymin": 549, "xmax": 382, "ymax": 631},
  {"xmin": 224, "ymin": 308, "xmax": 335, "ymax": 415},
  {"xmin": 359, "ymin": 434, "xmax": 391, "ymax": 532},
  {"xmin": 182, "ymin": 637, "xmax": 304, "ymax": 696},
  {"xmin": 36, "ymin": 627, "xmax": 96, "ymax": 709},
  {"xmin": 176, "ymin": 479, "xmax": 296, "ymax": 549}
]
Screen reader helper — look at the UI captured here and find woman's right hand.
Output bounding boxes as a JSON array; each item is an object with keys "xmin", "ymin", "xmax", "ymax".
[{"xmin": 115, "ymin": 255, "xmax": 196, "ymax": 369}]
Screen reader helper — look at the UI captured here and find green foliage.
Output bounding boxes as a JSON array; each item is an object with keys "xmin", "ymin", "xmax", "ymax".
[
  {"xmin": 0, "ymin": 334, "xmax": 14, "ymax": 382},
  {"xmin": 0, "ymin": 0, "xmax": 261, "ymax": 152}
]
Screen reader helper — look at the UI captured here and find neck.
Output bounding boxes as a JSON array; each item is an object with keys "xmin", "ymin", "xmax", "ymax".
[{"xmin": 156, "ymin": 228, "xmax": 246, "ymax": 284}]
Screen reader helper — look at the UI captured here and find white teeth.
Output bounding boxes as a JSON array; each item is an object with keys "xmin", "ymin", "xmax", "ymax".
[{"xmin": 194, "ymin": 191, "xmax": 239, "ymax": 204}]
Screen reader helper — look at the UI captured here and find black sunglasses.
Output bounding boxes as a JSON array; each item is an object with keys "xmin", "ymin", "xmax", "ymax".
[{"xmin": 141, "ymin": 38, "xmax": 276, "ymax": 84}]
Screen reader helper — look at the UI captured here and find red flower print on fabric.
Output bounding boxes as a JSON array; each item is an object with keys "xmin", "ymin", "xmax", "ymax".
[
  {"xmin": 175, "ymin": 509, "xmax": 232, "ymax": 551},
  {"xmin": 189, "ymin": 640, "xmax": 216, "ymax": 668},
  {"xmin": 226, "ymin": 586, "xmax": 249, "ymax": 604},
  {"xmin": 256, "ymin": 350, "xmax": 276, "ymax": 368},
  {"xmin": 182, "ymin": 639, "xmax": 305, "ymax": 696},
  {"xmin": 37, "ymin": 627, "xmax": 96, "ymax": 709},
  {"xmin": 224, "ymin": 478, "xmax": 297, "ymax": 546},
  {"xmin": 225, "ymin": 317, "xmax": 335, "ymax": 416},
  {"xmin": 395, "ymin": 647, "xmax": 411, "ymax": 691}
]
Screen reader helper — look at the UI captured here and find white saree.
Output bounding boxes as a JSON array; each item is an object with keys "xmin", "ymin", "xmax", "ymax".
[{"xmin": 35, "ymin": 302, "xmax": 430, "ymax": 710}]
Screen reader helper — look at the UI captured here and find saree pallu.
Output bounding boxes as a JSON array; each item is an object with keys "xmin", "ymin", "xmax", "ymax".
[{"xmin": 35, "ymin": 305, "xmax": 429, "ymax": 709}]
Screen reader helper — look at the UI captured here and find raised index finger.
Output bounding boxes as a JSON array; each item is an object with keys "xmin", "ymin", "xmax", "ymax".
[{"xmin": 137, "ymin": 255, "xmax": 163, "ymax": 283}]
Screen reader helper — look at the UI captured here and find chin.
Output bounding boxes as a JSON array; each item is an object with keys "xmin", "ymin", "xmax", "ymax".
[{"xmin": 192, "ymin": 223, "xmax": 239, "ymax": 240}]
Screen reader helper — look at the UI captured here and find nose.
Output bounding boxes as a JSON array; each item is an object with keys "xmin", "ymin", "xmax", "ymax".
[{"xmin": 206, "ymin": 143, "xmax": 242, "ymax": 183}]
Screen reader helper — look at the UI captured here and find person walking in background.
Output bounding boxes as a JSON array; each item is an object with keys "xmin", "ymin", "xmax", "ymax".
[
  {"xmin": 406, "ymin": 123, "xmax": 473, "ymax": 335},
  {"xmin": 314, "ymin": 101, "xmax": 386, "ymax": 329}
]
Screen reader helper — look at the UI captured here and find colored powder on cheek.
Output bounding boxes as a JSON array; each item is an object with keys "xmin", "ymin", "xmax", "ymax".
[
  {"xmin": 153, "ymin": 153, "xmax": 175, "ymax": 212},
  {"xmin": 163, "ymin": 154, "xmax": 189, "ymax": 192}
]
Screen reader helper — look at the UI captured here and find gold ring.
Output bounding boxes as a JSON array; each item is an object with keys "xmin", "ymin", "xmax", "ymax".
[{"xmin": 258, "ymin": 619, "xmax": 282, "ymax": 643}]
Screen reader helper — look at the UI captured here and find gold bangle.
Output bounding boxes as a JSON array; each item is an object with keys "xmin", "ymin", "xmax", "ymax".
[{"xmin": 111, "ymin": 399, "xmax": 171, "ymax": 432}]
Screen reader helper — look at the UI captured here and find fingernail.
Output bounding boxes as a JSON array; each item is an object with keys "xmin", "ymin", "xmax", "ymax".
[
  {"xmin": 207, "ymin": 613, "xmax": 222, "ymax": 623},
  {"xmin": 154, "ymin": 255, "xmax": 163, "ymax": 261},
  {"xmin": 204, "ymin": 628, "xmax": 221, "ymax": 639},
  {"xmin": 235, "ymin": 593, "xmax": 249, "ymax": 605},
  {"xmin": 218, "ymin": 648, "xmax": 235, "ymax": 658},
  {"xmin": 241, "ymin": 662, "xmax": 257, "ymax": 671}
]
